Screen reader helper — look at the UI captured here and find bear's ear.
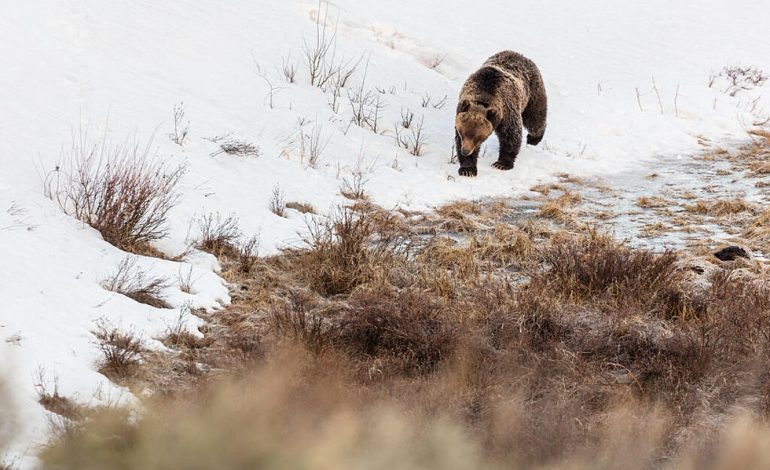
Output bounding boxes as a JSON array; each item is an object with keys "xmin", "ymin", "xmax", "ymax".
[
  {"xmin": 457, "ymin": 99, "xmax": 470, "ymax": 113},
  {"xmin": 486, "ymin": 108, "xmax": 500, "ymax": 128}
]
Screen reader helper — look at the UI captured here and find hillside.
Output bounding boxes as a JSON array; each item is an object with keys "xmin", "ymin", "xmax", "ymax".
[{"xmin": 1, "ymin": 1, "xmax": 769, "ymax": 468}]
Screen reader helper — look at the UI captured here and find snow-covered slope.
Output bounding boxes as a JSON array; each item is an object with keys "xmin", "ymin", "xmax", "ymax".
[{"xmin": 1, "ymin": 0, "xmax": 769, "ymax": 466}]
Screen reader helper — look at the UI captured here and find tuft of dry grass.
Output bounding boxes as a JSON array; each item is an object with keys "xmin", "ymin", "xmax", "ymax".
[
  {"xmin": 539, "ymin": 191, "xmax": 582, "ymax": 222},
  {"xmin": 742, "ymin": 208, "xmax": 770, "ymax": 254},
  {"xmin": 102, "ymin": 256, "xmax": 170, "ymax": 308},
  {"xmin": 637, "ymin": 195, "xmax": 671, "ymax": 208},
  {"xmin": 640, "ymin": 221, "xmax": 671, "ymax": 238},
  {"xmin": 530, "ymin": 182, "xmax": 562, "ymax": 196},
  {"xmin": 471, "ymin": 224, "xmax": 534, "ymax": 268},
  {"xmin": 686, "ymin": 197, "xmax": 755, "ymax": 216},
  {"xmin": 285, "ymin": 201, "xmax": 315, "ymax": 214},
  {"xmin": 749, "ymin": 161, "xmax": 770, "ymax": 175}
]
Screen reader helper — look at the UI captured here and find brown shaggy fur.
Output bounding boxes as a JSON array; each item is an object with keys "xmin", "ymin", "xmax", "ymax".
[{"xmin": 455, "ymin": 51, "xmax": 548, "ymax": 176}]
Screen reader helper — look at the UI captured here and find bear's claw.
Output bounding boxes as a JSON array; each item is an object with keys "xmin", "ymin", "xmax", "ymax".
[
  {"xmin": 458, "ymin": 167, "xmax": 478, "ymax": 177},
  {"xmin": 492, "ymin": 161, "xmax": 514, "ymax": 170}
]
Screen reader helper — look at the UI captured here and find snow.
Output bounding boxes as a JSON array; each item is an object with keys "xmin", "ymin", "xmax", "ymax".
[{"xmin": 1, "ymin": 0, "xmax": 769, "ymax": 466}]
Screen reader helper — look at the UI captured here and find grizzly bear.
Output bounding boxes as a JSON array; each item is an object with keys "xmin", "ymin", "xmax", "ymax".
[{"xmin": 455, "ymin": 51, "xmax": 547, "ymax": 176}]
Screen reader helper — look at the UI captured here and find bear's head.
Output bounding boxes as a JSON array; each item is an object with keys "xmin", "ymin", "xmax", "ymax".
[{"xmin": 455, "ymin": 100, "xmax": 500, "ymax": 157}]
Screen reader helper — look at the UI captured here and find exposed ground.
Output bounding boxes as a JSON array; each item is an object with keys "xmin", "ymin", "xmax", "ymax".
[{"xmin": 26, "ymin": 132, "xmax": 770, "ymax": 469}]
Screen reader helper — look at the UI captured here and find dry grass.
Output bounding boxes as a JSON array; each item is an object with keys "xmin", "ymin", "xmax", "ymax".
[
  {"xmin": 208, "ymin": 136, "xmax": 260, "ymax": 157},
  {"xmin": 530, "ymin": 182, "xmax": 562, "ymax": 196},
  {"xmin": 35, "ymin": 372, "xmax": 84, "ymax": 422},
  {"xmin": 686, "ymin": 197, "xmax": 755, "ymax": 216},
  {"xmin": 102, "ymin": 256, "xmax": 170, "ymax": 308},
  {"xmin": 285, "ymin": 201, "xmax": 315, "ymax": 214},
  {"xmin": 637, "ymin": 195, "xmax": 671, "ymax": 208},
  {"xmin": 539, "ymin": 191, "xmax": 582, "ymax": 222},
  {"xmin": 39, "ymin": 195, "xmax": 770, "ymax": 469},
  {"xmin": 286, "ymin": 207, "xmax": 408, "ymax": 297},
  {"xmin": 44, "ymin": 132, "xmax": 185, "ymax": 253},
  {"xmin": 640, "ymin": 221, "xmax": 670, "ymax": 238},
  {"xmin": 471, "ymin": 224, "xmax": 534, "ymax": 268},
  {"xmin": 749, "ymin": 161, "xmax": 770, "ymax": 175},
  {"xmin": 743, "ymin": 208, "xmax": 770, "ymax": 253}
]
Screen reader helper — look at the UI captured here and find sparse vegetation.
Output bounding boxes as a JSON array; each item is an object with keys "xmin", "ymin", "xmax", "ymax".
[
  {"xmin": 394, "ymin": 115, "xmax": 426, "ymax": 156},
  {"xmin": 347, "ymin": 65, "xmax": 386, "ymax": 134},
  {"xmin": 177, "ymin": 266, "xmax": 195, "ymax": 294},
  {"xmin": 539, "ymin": 191, "xmax": 581, "ymax": 221},
  {"xmin": 280, "ymin": 52, "xmax": 297, "ymax": 83},
  {"xmin": 340, "ymin": 159, "xmax": 369, "ymax": 200},
  {"xmin": 194, "ymin": 213, "xmax": 242, "ymax": 257},
  {"xmin": 207, "ymin": 135, "xmax": 261, "ymax": 158},
  {"xmin": 269, "ymin": 184, "xmax": 286, "ymax": 217},
  {"xmin": 637, "ymin": 195, "xmax": 671, "ymax": 208},
  {"xmin": 286, "ymin": 201, "xmax": 315, "ymax": 214},
  {"xmin": 45, "ymin": 132, "xmax": 186, "ymax": 253},
  {"xmin": 168, "ymin": 102, "xmax": 189, "ymax": 146},
  {"xmin": 299, "ymin": 121, "xmax": 329, "ymax": 168},
  {"xmin": 102, "ymin": 256, "xmax": 171, "ymax": 308},
  {"xmin": 710, "ymin": 65, "xmax": 768, "ymax": 96},
  {"xmin": 92, "ymin": 322, "xmax": 144, "ymax": 382},
  {"xmin": 302, "ymin": 0, "xmax": 361, "ymax": 90},
  {"xmin": 39, "ymin": 195, "xmax": 770, "ymax": 469},
  {"xmin": 419, "ymin": 91, "xmax": 448, "ymax": 109},
  {"xmin": 35, "ymin": 369, "xmax": 83, "ymax": 422},
  {"xmin": 685, "ymin": 197, "xmax": 755, "ymax": 216},
  {"xmin": 425, "ymin": 53, "xmax": 447, "ymax": 70},
  {"xmin": 237, "ymin": 235, "xmax": 261, "ymax": 274}
]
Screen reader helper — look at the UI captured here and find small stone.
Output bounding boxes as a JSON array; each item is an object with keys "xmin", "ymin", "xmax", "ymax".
[{"xmin": 713, "ymin": 246, "xmax": 749, "ymax": 261}]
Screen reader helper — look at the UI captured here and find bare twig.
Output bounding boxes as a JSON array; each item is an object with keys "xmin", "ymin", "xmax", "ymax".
[{"xmin": 168, "ymin": 102, "xmax": 189, "ymax": 146}]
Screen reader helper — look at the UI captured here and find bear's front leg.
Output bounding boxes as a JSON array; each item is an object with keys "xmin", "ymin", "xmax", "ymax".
[
  {"xmin": 456, "ymin": 130, "xmax": 479, "ymax": 177},
  {"xmin": 492, "ymin": 118, "xmax": 523, "ymax": 171}
]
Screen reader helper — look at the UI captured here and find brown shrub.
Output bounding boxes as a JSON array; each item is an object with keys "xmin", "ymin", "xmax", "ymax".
[
  {"xmin": 194, "ymin": 213, "xmax": 242, "ymax": 258},
  {"xmin": 92, "ymin": 323, "xmax": 144, "ymax": 381},
  {"xmin": 535, "ymin": 232, "xmax": 684, "ymax": 310},
  {"xmin": 333, "ymin": 286, "xmax": 461, "ymax": 376},
  {"xmin": 45, "ymin": 133, "xmax": 185, "ymax": 252},
  {"xmin": 269, "ymin": 289, "xmax": 328, "ymax": 355}
]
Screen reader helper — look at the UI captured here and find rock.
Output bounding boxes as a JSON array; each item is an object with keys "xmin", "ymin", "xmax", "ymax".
[{"xmin": 713, "ymin": 246, "xmax": 749, "ymax": 261}]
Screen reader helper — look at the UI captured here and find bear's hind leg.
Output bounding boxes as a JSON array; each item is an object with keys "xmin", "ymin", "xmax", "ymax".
[{"xmin": 523, "ymin": 86, "xmax": 547, "ymax": 146}]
